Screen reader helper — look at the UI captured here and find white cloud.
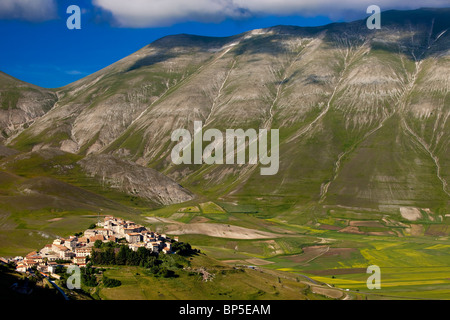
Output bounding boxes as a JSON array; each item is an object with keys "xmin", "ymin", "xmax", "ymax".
[
  {"xmin": 235, "ymin": 0, "xmax": 450, "ymax": 18},
  {"xmin": 93, "ymin": 0, "xmax": 250, "ymax": 27},
  {"xmin": 93, "ymin": 0, "xmax": 450, "ymax": 28},
  {"xmin": 0, "ymin": 0, "xmax": 57, "ymax": 22}
]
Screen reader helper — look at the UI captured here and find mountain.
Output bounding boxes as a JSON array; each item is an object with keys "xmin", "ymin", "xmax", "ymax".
[
  {"xmin": 78, "ymin": 154, "xmax": 193, "ymax": 205},
  {"xmin": 0, "ymin": 148, "xmax": 193, "ymax": 207},
  {"xmin": 0, "ymin": 72, "xmax": 57, "ymax": 143},
  {"xmin": 4, "ymin": 8, "xmax": 450, "ymax": 218}
]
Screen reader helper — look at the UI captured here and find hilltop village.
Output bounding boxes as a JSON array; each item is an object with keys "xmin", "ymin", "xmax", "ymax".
[{"xmin": 5, "ymin": 216, "xmax": 178, "ymax": 276}]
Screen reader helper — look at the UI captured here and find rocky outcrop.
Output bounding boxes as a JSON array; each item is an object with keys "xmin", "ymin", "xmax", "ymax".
[
  {"xmin": 0, "ymin": 72, "xmax": 57, "ymax": 142},
  {"xmin": 78, "ymin": 154, "xmax": 194, "ymax": 206}
]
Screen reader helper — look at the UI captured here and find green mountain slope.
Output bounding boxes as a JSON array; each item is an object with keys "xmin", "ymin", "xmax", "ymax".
[
  {"xmin": 0, "ymin": 72, "xmax": 57, "ymax": 143},
  {"xmin": 8, "ymin": 8, "xmax": 450, "ymax": 218}
]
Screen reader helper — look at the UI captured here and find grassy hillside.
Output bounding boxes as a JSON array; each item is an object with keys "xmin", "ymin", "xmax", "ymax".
[
  {"xmin": 6, "ymin": 9, "xmax": 450, "ymax": 217},
  {"xmin": 86, "ymin": 253, "xmax": 346, "ymax": 300},
  {"xmin": 0, "ymin": 148, "xmax": 157, "ymax": 256}
]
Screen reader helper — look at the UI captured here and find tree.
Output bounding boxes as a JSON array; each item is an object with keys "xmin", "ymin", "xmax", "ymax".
[
  {"xmin": 54, "ymin": 265, "xmax": 64, "ymax": 274},
  {"xmin": 103, "ymin": 247, "xmax": 116, "ymax": 265},
  {"xmin": 82, "ymin": 270, "xmax": 97, "ymax": 287},
  {"xmin": 137, "ymin": 247, "xmax": 150, "ymax": 261},
  {"xmin": 102, "ymin": 241, "xmax": 120, "ymax": 248},
  {"xmin": 91, "ymin": 250, "xmax": 101, "ymax": 264},
  {"xmin": 116, "ymin": 246, "xmax": 128, "ymax": 265},
  {"xmin": 126, "ymin": 250, "xmax": 140, "ymax": 266},
  {"xmin": 142, "ymin": 256, "xmax": 156, "ymax": 269},
  {"xmin": 171, "ymin": 242, "xmax": 196, "ymax": 256},
  {"xmin": 89, "ymin": 244, "xmax": 173, "ymax": 273},
  {"xmin": 94, "ymin": 240, "xmax": 103, "ymax": 248}
]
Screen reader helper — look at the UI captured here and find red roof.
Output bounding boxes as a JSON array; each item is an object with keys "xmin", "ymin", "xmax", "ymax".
[
  {"xmin": 89, "ymin": 235, "xmax": 104, "ymax": 242},
  {"xmin": 53, "ymin": 244, "xmax": 69, "ymax": 251}
]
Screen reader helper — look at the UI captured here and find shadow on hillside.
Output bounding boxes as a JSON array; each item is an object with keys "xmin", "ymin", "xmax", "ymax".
[
  {"xmin": 126, "ymin": 9, "xmax": 449, "ymax": 71},
  {"xmin": 0, "ymin": 264, "xmax": 64, "ymax": 300}
]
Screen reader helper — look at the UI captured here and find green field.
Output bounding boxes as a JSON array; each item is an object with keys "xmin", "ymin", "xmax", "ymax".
[
  {"xmin": 89, "ymin": 254, "xmax": 339, "ymax": 300},
  {"xmin": 1, "ymin": 143, "xmax": 450, "ymax": 300},
  {"xmin": 137, "ymin": 200, "xmax": 450, "ymax": 300},
  {"xmin": 2, "ymin": 179, "xmax": 450, "ymax": 300}
]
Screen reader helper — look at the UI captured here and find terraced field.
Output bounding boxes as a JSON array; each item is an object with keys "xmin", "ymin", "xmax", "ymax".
[
  {"xmin": 92, "ymin": 255, "xmax": 337, "ymax": 300},
  {"xmin": 135, "ymin": 198, "xmax": 450, "ymax": 299}
]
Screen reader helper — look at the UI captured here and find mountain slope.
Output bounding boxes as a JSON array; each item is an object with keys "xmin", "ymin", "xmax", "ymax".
[
  {"xmin": 78, "ymin": 154, "xmax": 193, "ymax": 205},
  {"xmin": 0, "ymin": 148, "xmax": 193, "ymax": 207},
  {"xmin": 9, "ymin": 36, "xmax": 234, "ymax": 154},
  {"xmin": 0, "ymin": 72, "xmax": 57, "ymax": 143},
  {"xmin": 7, "ymin": 8, "xmax": 450, "ymax": 216}
]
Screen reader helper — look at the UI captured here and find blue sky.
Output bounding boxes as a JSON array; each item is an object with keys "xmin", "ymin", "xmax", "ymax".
[{"xmin": 0, "ymin": 0, "xmax": 448, "ymax": 88}]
